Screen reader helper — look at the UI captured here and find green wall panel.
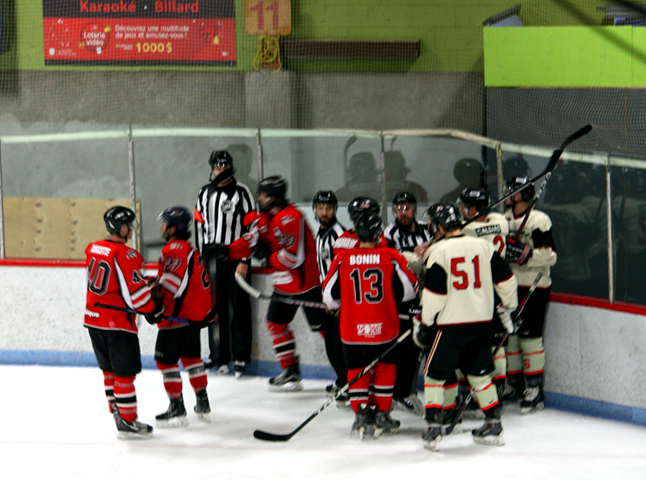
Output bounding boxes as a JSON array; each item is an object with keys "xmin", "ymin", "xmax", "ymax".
[{"xmin": 485, "ymin": 26, "xmax": 646, "ymax": 87}]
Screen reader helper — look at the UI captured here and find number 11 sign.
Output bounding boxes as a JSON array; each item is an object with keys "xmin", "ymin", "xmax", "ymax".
[{"xmin": 245, "ymin": 0, "xmax": 291, "ymax": 36}]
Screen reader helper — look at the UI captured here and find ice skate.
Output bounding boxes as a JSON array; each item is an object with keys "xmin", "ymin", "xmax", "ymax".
[
  {"xmin": 373, "ymin": 411, "xmax": 400, "ymax": 437},
  {"xmin": 351, "ymin": 404, "xmax": 373, "ymax": 440},
  {"xmin": 422, "ymin": 423, "xmax": 442, "ymax": 451},
  {"xmin": 269, "ymin": 364, "xmax": 303, "ymax": 392},
  {"xmin": 392, "ymin": 394, "xmax": 425, "ymax": 417},
  {"xmin": 233, "ymin": 361, "xmax": 246, "ymax": 379},
  {"xmin": 113, "ymin": 407, "xmax": 153, "ymax": 440},
  {"xmin": 472, "ymin": 418, "xmax": 505, "ymax": 446},
  {"xmin": 216, "ymin": 364, "xmax": 230, "ymax": 375},
  {"xmin": 335, "ymin": 390, "xmax": 350, "ymax": 408},
  {"xmin": 155, "ymin": 397, "xmax": 189, "ymax": 428},
  {"xmin": 194, "ymin": 390, "xmax": 211, "ymax": 423},
  {"xmin": 325, "ymin": 383, "xmax": 340, "ymax": 397},
  {"xmin": 520, "ymin": 386, "xmax": 545, "ymax": 414}
]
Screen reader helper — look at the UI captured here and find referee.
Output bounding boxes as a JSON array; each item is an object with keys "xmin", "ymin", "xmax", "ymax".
[
  {"xmin": 383, "ymin": 192, "xmax": 431, "ymax": 415},
  {"xmin": 312, "ymin": 191, "xmax": 348, "ymax": 403},
  {"xmin": 195, "ymin": 150, "xmax": 255, "ymax": 378}
]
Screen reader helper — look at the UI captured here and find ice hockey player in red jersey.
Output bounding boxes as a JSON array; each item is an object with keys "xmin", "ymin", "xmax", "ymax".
[
  {"xmin": 323, "ymin": 213, "xmax": 419, "ymax": 439},
  {"xmin": 152, "ymin": 206, "xmax": 216, "ymax": 427},
  {"xmin": 225, "ymin": 176, "xmax": 327, "ymax": 391},
  {"xmin": 84, "ymin": 206, "xmax": 161, "ymax": 439}
]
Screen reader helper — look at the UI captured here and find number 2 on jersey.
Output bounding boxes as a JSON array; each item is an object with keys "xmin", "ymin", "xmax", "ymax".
[{"xmin": 450, "ymin": 255, "xmax": 482, "ymax": 290}]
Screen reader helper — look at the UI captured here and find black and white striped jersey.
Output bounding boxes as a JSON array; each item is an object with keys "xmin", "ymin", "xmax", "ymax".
[
  {"xmin": 384, "ymin": 221, "xmax": 432, "ymax": 253},
  {"xmin": 194, "ymin": 179, "xmax": 256, "ymax": 251},
  {"xmin": 315, "ymin": 218, "xmax": 346, "ymax": 283}
]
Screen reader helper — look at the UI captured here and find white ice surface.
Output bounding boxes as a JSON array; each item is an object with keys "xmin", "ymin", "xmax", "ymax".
[{"xmin": 2, "ymin": 365, "xmax": 645, "ymax": 480}]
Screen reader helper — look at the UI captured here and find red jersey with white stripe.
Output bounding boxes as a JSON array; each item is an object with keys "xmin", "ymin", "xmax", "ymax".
[
  {"xmin": 229, "ymin": 204, "xmax": 320, "ymax": 295},
  {"xmin": 84, "ymin": 240, "xmax": 155, "ymax": 333},
  {"xmin": 332, "ymin": 230, "xmax": 389, "ymax": 257},
  {"xmin": 156, "ymin": 239, "xmax": 214, "ymax": 329},
  {"xmin": 323, "ymin": 246, "xmax": 419, "ymax": 345}
]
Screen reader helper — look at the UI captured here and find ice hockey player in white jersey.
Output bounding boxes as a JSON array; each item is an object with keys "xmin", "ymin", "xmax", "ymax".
[
  {"xmin": 503, "ymin": 176, "xmax": 557, "ymax": 414},
  {"xmin": 459, "ymin": 188, "xmax": 510, "ymax": 401},
  {"xmin": 414, "ymin": 205, "xmax": 518, "ymax": 451}
]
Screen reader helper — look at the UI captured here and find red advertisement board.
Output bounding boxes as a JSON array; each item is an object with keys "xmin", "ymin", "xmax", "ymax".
[{"xmin": 43, "ymin": 1, "xmax": 236, "ymax": 66}]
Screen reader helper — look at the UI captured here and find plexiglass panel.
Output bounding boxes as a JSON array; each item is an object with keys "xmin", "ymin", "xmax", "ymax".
[{"xmin": 133, "ymin": 130, "xmax": 258, "ymax": 261}]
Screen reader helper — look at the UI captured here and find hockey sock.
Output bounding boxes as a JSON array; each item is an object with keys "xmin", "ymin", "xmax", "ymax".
[
  {"xmin": 519, "ymin": 336, "xmax": 545, "ymax": 377},
  {"xmin": 103, "ymin": 371, "xmax": 116, "ymax": 413},
  {"xmin": 267, "ymin": 321, "xmax": 298, "ymax": 368},
  {"xmin": 423, "ymin": 376, "xmax": 445, "ymax": 415},
  {"xmin": 506, "ymin": 335, "xmax": 523, "ymax": 377},
  {"xmin": 492, "ymin": 345, "xmax": 506, "ymax": 384},
  {"xmin": 372, "ymin": 362, "xmax": 396, "ymax": 411},
  {"xmin": 443, "ymin": 374, "xmax": 459, "ymax": 410},
  {"xmin": 114, "ymin": 375, "xmax": 138, "ymax": 422},
  {"xmin": 157, "ymin": 362, "xmax": 183, "ymax": 399},
  {"xmin": 467, "ymin": 374, "xmax": 499, "ymax": 412},
  {"xmin": 182, "ymin": 357, "xmax": 208, "ymax": 393},
  {"xmin": 347, "ymin": 367, "xmax": 371, "ymax": 413}
]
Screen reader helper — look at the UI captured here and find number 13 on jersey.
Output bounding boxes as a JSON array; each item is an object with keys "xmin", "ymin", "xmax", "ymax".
[{"xmin": 245, "ymin": 0, "xmax": 292, "ymax": 35}]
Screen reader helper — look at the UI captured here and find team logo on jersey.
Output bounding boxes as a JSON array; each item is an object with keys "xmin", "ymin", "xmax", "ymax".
[
  {"xmin": 281, "ymin": 215, "xmax": 294, "ymax": 225},
  {"xmin": 474, "ymin": 224, "xmax": 502, "ymax": 236},
  {"xmin": 357, "ymin": 323, "xmax": 383, "ymax": 337},
  {"xmin": 276, "ymin": 232, "xmax": 295, "ymax": 248},
  {"xmin": 126, "ymin": 250, "xmax": 138, "ymax": 259},
  {"xmin": 221, "ymin": 200, "xmax": 234, "ymax": 214}
]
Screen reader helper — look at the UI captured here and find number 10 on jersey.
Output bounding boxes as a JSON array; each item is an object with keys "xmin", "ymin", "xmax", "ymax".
[{"xmin": 245, "ymin": 0, "xmax": 292, "ymax": 36}]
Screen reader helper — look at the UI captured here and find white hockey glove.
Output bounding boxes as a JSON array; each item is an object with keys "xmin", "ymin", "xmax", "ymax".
[{"xmin": 496, "ymin": 306, "xmax": 515, "ymax": 334}]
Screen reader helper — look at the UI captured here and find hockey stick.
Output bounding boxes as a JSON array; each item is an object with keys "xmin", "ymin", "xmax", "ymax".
[
  {"xmin": 443, "ymin": 272, "xmax": 543, "ymax": 435},
  {"xmin": 462, "ymin": 124, "xmax": 592, "ymax": 230},
  {"xmin": 235, "ymin": 272, "xmax": 416, "ymax": 320},
  {"xmin": 94, "ymin": 303, "xmax": 216, "ymax": 327},
  {"xmin": 253, "ymin": 328, "xmax": 412, "ymax": 442}
]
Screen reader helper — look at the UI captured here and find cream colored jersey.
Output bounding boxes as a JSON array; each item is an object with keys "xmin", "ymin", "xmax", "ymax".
[
  {"xmin": 462, "ymin": 212, "xmax": 509, "ymax": 258},
  {"xmin": 422, "ymin": 234, "xmax": 518, "ymax": 328},
  {"xmin": 505, "ymin": 208, "xmax": 557, "ymax": 288}
]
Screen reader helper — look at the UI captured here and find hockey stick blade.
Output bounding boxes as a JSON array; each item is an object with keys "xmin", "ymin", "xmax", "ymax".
[{"xmin": 252, "ymin": 330, "xmax": 412, "ymax": 442}]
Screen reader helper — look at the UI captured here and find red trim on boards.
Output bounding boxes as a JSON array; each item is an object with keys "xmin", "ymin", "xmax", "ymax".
[{"xmin": 550, "ymin": 292, "xmax": 646, "ymax": 316}]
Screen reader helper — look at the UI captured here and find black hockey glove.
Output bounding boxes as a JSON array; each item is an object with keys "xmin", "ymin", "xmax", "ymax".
[
  {"xmin": 211, "ymin": 243, "xmax": 230, "ymax": 262},
  {"xmin": 145, "ymin": 298, "xmax": 164, "ymax": 325},
  {"xmin": 412, "ymin": 318, "xmax": 437, "ymax": 349},
  {"xmin": 505, "ymin": 236, "xmax": 532, "ymax": 266},
  {"xmin": 252, "ymin": 241, "xmax": 271, "ymax": 264}
]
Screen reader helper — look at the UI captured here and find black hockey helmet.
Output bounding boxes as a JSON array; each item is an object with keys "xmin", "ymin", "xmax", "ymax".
[
  {"xmin": 506, "ymin": 176, "xmax": 535, "ymax": 202},
  {"xmin": 312, "ymin": 190, "xmax": 338, "ymax": 208},
  {"xmin": 348, "ymin": 196, "xmax": 380, "ymax": 222},
  {"xmin": 392, "ymin": 191, "xmax": 417, "ymax": 206},
  {"xmin": 354, "ymin": 213, "xmax": 384, "ymax": 243},
  {"xmin": 436, "ymin": 204, "xmax": 462, "ymax": 231},
  {"xmin": 209, "ymin": 150, "xmax": 233, "ymax": 168},
  {"xmin": 423, "ymin": 204, "xmax": 445, "ymax": 235},
  {"xmin": 158, "ymin": 206, "xmax": 192, "ymax": 232},
  {"xmin": 257, "ymin": 175, "xmax": 288, "ymax": 199},
  {"xmin": 104, "ymin": 206, "xmax": 136, "ymax": 235},
  {"xmin": 459, "ymin": 188, "xmax": 491, "ymax": 211}
]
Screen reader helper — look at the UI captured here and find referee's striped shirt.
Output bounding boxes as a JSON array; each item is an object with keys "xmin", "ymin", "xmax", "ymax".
[
  {"xmin": 383, "ymin": 220, "xmax": 432, "ymax": 253},
  {"xmin": 194, "ymin": 179, "xmax": 256, "ymax": 251},
  {"xmin": 315, "ymin": 218, "xmax": 346, "ymax": 283}
]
